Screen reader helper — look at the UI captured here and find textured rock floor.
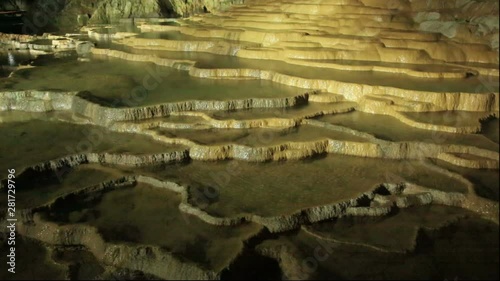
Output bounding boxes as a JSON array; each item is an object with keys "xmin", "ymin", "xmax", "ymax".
[{"xmin": 0, "ymin": 0, "xmax": 499, "ymax": 279}]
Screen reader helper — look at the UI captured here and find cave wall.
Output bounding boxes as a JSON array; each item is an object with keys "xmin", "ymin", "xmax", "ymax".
[
  {"xmin": 87, "ymin": 0, "xmax": 246, "ymax": 23},
  {"xmin": 165, "ymin": 0, "xmax": 246, "ymax": 17},
  {"xmin": 0, "ymin": 0, "xmax": 32, "ymax": 11},
  {"xmin": 3, "ymin": 0, "xmax": 246, "ymax": 34},
  {"xmin": 88, "ymin": 0, "xmax": 166, "ymax": 24},
  {"xmin": 5, "ymin": 0, "xmax": 498, "ymax": 41}
]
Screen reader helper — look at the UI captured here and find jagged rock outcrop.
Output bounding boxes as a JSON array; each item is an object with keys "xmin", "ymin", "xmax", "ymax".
[
  {"xmin": 88, "ymin": 0, "xmax": 165, "ymax": 24},
  {"xmin": 3, "ymin": 0, "xmax": 246, "ymax": 33},
  {"xmin": 88, "ymin": 0, "xmax": 246, "ymax": 23},
  {"xmin": 166, "ymin": 0, "xmax": 245, "ymax": 17}
]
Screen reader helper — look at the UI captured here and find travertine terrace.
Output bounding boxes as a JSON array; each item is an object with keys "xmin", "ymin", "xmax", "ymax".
[{"xmin": 0, "ymin": 0, "xmax": 499, "ymax": 280}]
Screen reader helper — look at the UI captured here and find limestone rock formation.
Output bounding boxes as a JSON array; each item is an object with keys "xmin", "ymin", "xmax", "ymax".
[
  {"xmin": 88, "ymin": 0, "xmax": 164, "ymax": 24},
  {"xmin": 88, "ymin": 0, "xmax": 246, "ymax": 23},
  {"xmin": 2, "ymin": 0, "xmax": 246, "ymax": 33},
  {"xmin": 1, "ymin": 0, "xmax": 499, "ymax": 279}
]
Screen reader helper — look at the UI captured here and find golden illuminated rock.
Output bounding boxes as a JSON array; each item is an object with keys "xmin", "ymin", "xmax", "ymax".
[{"xmin": 0, "ymin": 0, "xmax": 499, "ymax": 280}]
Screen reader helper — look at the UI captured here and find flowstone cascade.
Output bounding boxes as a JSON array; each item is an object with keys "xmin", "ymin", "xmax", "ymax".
[{"xmin": 0, "ymin": 0, "xmax": 499, "ymax": 280}]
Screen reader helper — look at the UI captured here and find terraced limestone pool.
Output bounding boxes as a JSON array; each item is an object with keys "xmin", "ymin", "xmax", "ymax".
[
  {"xmin": 318, "ymin": 111, "xmax": 500, "ymax": 152},
  {"xmin": 0, "ymin": 0, "xmax": 499, "ymax": 280},
  {"xmin": 257, "ymin": 206, "xmax": 499, "ymax": 280},
  {"xmin": 44, "ymin": 182, "xmax": 262, "ymax": 272},
  {"xmin": 144, "ymin": 155, "xmax": 470, "ymax": 218},
  {"xmin": 105, "ymin": 46, "xmax": 499, "ymax": 93},
  {"xmin": 2, "ymin": 56, "xmax": 306, "ymax": 107},
  {"xmin": 155, "ymin": 124, "xmax": 369, "ymax": 146},
  {"xmin": 0, "ymin": 112, "xmax": 182, "ymax": 172}
]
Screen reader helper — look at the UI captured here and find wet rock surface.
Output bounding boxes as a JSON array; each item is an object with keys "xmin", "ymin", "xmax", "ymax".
[{"xmin": 1, "ymin": 0, "xmax": 499, "ymax": 280}]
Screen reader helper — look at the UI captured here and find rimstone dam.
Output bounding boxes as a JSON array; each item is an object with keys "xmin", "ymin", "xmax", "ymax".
[{"xmin": 0, "ymin": 0, "xmax": 499, "ymax": 280}]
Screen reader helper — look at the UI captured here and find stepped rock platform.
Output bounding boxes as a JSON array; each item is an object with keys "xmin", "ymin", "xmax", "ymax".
[{"xmin": 1, "ymin": 0, "xmax": 499, "ymax": 280}]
